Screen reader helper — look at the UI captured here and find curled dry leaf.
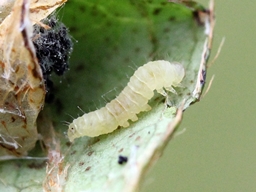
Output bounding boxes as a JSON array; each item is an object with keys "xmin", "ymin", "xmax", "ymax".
[
  {"xmin": 29, "ymin": 0, "xmax": 67, "ymax": 23},
  {"xmin": 0, "ymin": 0, "xmax": 15, "ymax": 24},
  {"xmin": 0, "ymin": 0, "xmax": 66, "ymax": 156}
]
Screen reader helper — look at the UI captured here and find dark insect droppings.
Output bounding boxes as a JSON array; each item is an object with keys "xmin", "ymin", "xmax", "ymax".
[
  {"xmin": 118, "ymin": 155, "xmax": 128, "ymax": 165},
  {"xmin": 32, "ymin": 15, "xmax": 73, "ymax": 102}
]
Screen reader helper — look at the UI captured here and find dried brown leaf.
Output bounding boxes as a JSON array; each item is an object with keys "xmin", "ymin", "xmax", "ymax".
[{"xmin": 0, "ymin": 0, "xmax": 65, "ymax": 156}]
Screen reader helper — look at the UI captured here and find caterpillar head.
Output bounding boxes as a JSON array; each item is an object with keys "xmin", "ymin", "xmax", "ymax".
[{"xmin": 68, "ymin": 122, "xmax": 80, "ymax": 142}]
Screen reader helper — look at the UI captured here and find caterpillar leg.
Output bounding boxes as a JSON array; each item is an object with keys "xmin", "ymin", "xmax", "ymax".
[
  {"xmin": 165, "ymin": 86, "xmax": 177, "ymax": 95},
  {"xmin": 120, "ymin": 121, "xmax": 130, "ymax": 128},
  {"xmin": 165, "ymin": 95, "xmax": 173, "ymax": 107},
  {"xmin": 156, "ymin": 88, "xmax": 167, "ymax": 96},
  {"xmin": 130, "ymin": 114, "xmax": 138, "ymax": 121},
  {"xmin": 141, "ymin": 104, "xmax": 151, "ymax": 111},
  {"xmin": 121, "ymin": 114, "xmax": 138, "ymax": 127}
]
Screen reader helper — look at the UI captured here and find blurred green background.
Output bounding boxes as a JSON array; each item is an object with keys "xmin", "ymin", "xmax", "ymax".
[{"xmin": 142, "ymin": 1, "xmax": 256, "ymax": 191}]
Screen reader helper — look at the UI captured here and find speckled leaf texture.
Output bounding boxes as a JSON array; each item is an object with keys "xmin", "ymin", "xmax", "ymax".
[{"xmin": 0, "ymin": 0, "xmax": 214, "ymax": 192}]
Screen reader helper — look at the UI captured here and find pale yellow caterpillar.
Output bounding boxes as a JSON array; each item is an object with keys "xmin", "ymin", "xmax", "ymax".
[{"xmin": 68, "ymin": 60, "xmax": 185, "ymax": 141}]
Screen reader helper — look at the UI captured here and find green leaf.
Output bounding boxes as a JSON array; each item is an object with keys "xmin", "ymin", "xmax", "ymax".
[{"xmin": 0, "ymin": 0, "xmax": 214, "ymax": 191}]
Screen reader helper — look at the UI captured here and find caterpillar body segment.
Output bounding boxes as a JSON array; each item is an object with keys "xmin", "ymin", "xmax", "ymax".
[{"xmin": 68, "ymin": 60, "xmax": 185, "ymax": 141}]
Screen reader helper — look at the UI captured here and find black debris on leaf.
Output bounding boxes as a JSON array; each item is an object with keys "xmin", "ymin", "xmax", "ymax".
[
  {"xmin": 118, "ymin": 155, "xmax": 128, "ymax": 165},
  {"xmin": 32, "ymin": 16, "xmax": 73, "ymax": 102}
]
